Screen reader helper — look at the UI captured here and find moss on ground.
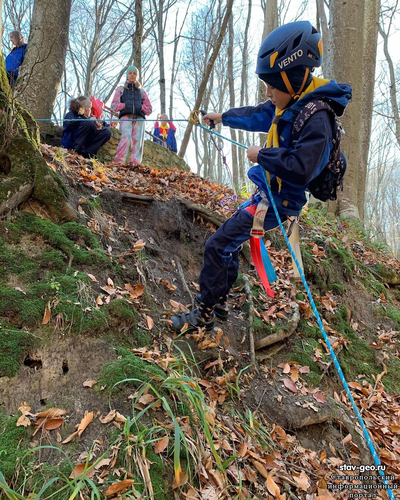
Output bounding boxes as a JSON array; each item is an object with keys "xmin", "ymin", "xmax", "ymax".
[
  {"xmin": 375, "ymin": 305, "xmax": 400, "ymax": 330},
  {"xmin": 0, "ymin": 213, "xmax": 142, "ymax": 338},
  {"xmin": 0, "ymin": 414, "xmax": 31, "ymax": 480},
  {"xmin": 0, "ymin": 323, "xmax": 36, "ymax": 377},
  {"xmin": 98, "ymin": 348, "xmax": 165, "ymax": 393},
  {"xmin": 9, "ymin": 212, "xmax": 109, "ymax": 268},
  {"xmin": 285, "ymin": 318, "xmax": 328, "ymax": 387}
]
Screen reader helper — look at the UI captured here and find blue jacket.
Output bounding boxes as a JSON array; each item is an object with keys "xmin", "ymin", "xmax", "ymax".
[
  {"xmin": 153, "ymin": 126, "xmax": 177, "ymax": 153},
  {"xmin": 5, "ymin": 44, "xmax": 27, "ymax": 77},
  {"xmin": 62, "ymin": 111, "xmax": 85, "ymax": 149},
  {"xmin": 222, "ymin": 80, "xmax": 352, "ymax": 215}
]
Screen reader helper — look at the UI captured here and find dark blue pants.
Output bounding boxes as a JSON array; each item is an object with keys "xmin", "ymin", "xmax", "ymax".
[
  {"xmin": 73, "ymin": 120, "xmax": 111, "ymax": 155},
  {"xmin": 198, "ymin": 206, "xmax": 286, "ymax": 306}
]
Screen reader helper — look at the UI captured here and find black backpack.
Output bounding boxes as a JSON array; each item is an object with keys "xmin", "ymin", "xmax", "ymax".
[{"xmin": 292, "ymin": 99, "xmax": 346, "ymax": 202}]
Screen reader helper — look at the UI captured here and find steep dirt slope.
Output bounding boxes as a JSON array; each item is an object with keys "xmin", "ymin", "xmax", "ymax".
[{"xmin": 0, "ymin": 146, "xmax": 399, "ymax": 499}]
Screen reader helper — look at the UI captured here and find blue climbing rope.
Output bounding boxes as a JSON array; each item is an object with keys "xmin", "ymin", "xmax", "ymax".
[
  {"xmin": 34, "ymin": 118, "xmax": 190, "ymax": 122},
  {"xmin": 197, "ymin": 127, "xmax": 396, "ymax": 500}
]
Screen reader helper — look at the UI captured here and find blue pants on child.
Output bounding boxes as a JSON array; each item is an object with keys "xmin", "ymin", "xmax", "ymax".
[{"xmin": 198, "ymin": 205, "xmax": 287, "ymax": 307}]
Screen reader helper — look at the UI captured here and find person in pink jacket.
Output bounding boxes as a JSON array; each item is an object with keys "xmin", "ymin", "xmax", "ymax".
[{"xmin": 111, "ymin": 66, "xmax": 152, "ymax": 165}]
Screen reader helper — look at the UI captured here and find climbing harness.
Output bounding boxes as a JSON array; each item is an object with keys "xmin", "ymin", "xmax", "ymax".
[
  {"xmin": 193, "ymin": 124, "xmax": 396, "ymax": 500},
  {"xmin": 190, "ymin": 109, "xmax": 238, "ymax": 211}
]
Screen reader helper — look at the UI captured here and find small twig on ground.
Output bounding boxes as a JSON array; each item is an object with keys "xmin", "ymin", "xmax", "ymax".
[
  {"xmin": 243, "ymin": 274, "xmax": 258, "ymax": 372},
  {"xmin": 175, "ymin": 258, "xmax": 193, "ymax": 306}
]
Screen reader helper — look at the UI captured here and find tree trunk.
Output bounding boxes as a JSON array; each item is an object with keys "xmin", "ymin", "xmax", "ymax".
[
  {"xmin": 379, "ymin": 10, "xmax": 400, "ymax": 148},
  {"xmin": 133, "ymin": 0, "xmax": 143, "ymax": 75},
  {"xmin": 238, "ymin": 0, "xmax": 252, "ymax": 187},
  {"xmin": 316, "ymin": 0, "xmax": 331, "ymax": 78},
  {"xmin": 329, "ymin": 0, "xmax": 365, "ymax": 219},
  {"xmin": 258, "ymin": 0, "xmax": 278, "ymax": 146},
  {"xmin": 227, "ymin": 16, "xmax": 238, "ymax": 188},
  {"xmin": 16, "ymin": 0, "xmax": 72, "ymax": 136},
  {"xmin": 0, "ymin": 59, "xmax": 76, "ymax": 222},
  {"xmin": 169, "ymin": 1, "xmax": 191, "ymax": 119},
  {"xmin": 357, "ymin": 0, "xmax": 380, "ymax": 220},
  {"xmin": 155, "ymin": 0, "xmax": 166, "ymax": 114},
  {"xmin": 178, "ymin": 0, "xmax": 234, "ymax": 158}
]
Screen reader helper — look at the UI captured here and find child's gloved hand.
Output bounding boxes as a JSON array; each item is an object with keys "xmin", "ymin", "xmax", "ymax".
[{"xmin": 247, "ymin": 146, "xmax": 262, "ymax": 163}]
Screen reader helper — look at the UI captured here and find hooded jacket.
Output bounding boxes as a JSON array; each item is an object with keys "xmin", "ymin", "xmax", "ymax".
[
  {"xmin": 62, "ymin": 111, "xmax": 86, "ymax": 149},
  {"xmin": 153, "ymin": 121, "xmax": 178, "ymax": 152},
  {"xmin": 5, "ymin": 43, "xmax": 27, "ymax": 77},
  {"xmin": 222, "ymin": 79, "xmax": 352, "ymax": 215}
]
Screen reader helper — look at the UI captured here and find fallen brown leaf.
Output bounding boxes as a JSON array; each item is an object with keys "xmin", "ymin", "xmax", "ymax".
[
  {"xmin": 83, "ymin": 379, "xmax": 97, "ymax": 388},
  {"xmin": 105, "ymin": 479, "xmax": 135, "ymax": 497},
  {"xmin": 266, "ymin": 474, "xmax": 281, "ymax": 496},
  {"xmin": 283, "ymin": 378, "xmax": 298, "ymax": 393},
  {"xmin": 146, "ymin": 315, "xmax": 154, "ymax": 330},
  {"xmin": 154, "ymin": 436, "xmax": 169, "ymax": 454},
  {"xmin": 69, "ymin": 463, "xmax": 95, "ymax": 479},
  {"xmin": 42, "ymin": 301, "xmax": 51, "ymax": 325}
]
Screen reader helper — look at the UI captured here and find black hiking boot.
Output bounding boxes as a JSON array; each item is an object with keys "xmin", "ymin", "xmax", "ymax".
[
  {"xmin": 195, "ymin": 294, "xmax": 229, "ymax": 321},
  {"xmin": 171, "ymin": 308, "xmax": 215, "ymax": 332}
]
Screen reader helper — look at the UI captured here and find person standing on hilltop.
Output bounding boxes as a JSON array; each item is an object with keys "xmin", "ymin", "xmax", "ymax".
[
  {"xmin": 5, "ymin": 31, "xmax": 27, "ymax": 86},
  {"xmin": 153, "ymin": 114, "xmax": 178, "ymax": 153},
  {"xmin": 111, "ymin": 66, "xmax": 153, "ymax": 166}
]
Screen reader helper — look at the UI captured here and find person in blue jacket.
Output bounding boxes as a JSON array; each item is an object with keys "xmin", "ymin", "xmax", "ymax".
[
  {"xmin": 62, "ymin": 96, "xmax": 111, "ymax": 158},
  {"xmin": 5, "ymin": 31, "xmax": 27, "ymax": 85},
  {"xmin": 153, "ymin": 114, "xmax": 178, "ymax": 152},
  {"xmin": 171, "ymin": 20, "xmax": 352, "ymax": 332}
]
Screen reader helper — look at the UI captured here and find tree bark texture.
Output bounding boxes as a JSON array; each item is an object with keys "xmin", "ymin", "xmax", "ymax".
[
  {"xmin": 16, "ymin": 0, "xmax": 72, "ymax": 135},
  {"xmin": 357, "ymin": 0, "xmax": 380, "ymax": 220},
  {"xmin": 329, "ymin": 0, "xmax": 365, "ymax": 219},
  {"xmin": 178, "ymin": 0, "xmax": 234, "ymax": 159},
  {"xmin": 133, "ymin": 0, "xmax": 143, "ymax": 74},
  {"xmin": 0, "ymin": 60, "xmax": 76, "ymax": 222}
]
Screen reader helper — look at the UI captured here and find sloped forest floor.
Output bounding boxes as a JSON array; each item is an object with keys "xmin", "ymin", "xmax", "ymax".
[{"xmin": 0, "ymin": 144, "xmax": 400, "ymax": 500}]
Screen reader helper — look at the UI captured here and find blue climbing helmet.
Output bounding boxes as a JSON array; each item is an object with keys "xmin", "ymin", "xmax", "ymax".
[{"xmin": 256, "ymin": 21, "xmax": 323, "ymax": 99}]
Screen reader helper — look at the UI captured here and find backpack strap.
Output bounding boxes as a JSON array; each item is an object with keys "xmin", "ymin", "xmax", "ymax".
[{"xmin": 292, "ymin": 99, "xmax": 335, "ymax": 143}]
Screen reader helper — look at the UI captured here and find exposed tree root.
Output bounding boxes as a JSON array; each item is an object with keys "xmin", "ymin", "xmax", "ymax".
[{"xmin": 255, "ymin": 304, "xmax": 300, "ymax": 350}]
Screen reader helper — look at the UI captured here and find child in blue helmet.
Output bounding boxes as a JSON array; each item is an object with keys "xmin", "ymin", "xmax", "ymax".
[{"xmin": 171, "ymin": 20, "xmax": 352, "ymax": 332}]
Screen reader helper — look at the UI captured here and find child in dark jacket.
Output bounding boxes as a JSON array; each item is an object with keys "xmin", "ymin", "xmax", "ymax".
[
  {"xmin": 5, "ymin": 31, "xmax": 27, "ymax": 86},
  {"xmin": 171, "ymin": 20, "xmax": 352, "ymax": 332},
  {"xmin": 62, "ymin": 96, "xmax": 111, "ymax": 158}
]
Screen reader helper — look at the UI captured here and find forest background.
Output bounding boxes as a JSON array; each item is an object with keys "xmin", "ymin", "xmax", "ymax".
[{"xmin": 1, "ymin": 0, "xmax": 400, "ymax": 255}]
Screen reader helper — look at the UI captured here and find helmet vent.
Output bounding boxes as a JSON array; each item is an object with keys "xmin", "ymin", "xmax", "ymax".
[
  {"xmin": 260, "ymin": 48, "xmax": 274, "ymax": 59},
  {"xmin": 278, "ymin": 47, "xmax": 287, "ymax": 59},
  {"xmin": 292, "ymin": 34, "xmax": 302, "ymax": 50}
]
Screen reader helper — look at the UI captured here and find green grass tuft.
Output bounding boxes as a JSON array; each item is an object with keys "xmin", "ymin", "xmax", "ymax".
[{"xmin": 0, "ymin": 323, "xmax": 35, "ymax": 377}]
